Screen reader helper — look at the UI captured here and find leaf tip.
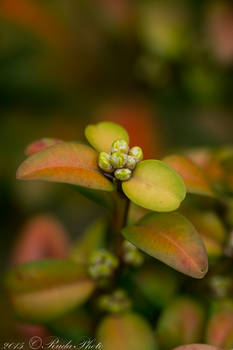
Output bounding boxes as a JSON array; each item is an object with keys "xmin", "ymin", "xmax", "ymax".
[
  {"xmin": 85, "ymin": 121, "xmax": 129, "ymax": 153},
  {"xmin": 16, "ymin": 162, "xmax": 25, "ymax": 180},
  {"xmin": 190, "ymin": 250, "xmax": 208, "ymax": 279},
  {"xmin": 197, "ymin": 260, "xmax": 209, "ymax": 279},
  {"xmin": 16, "ymin": 158, "xmax": 32, "ymax": 180}
]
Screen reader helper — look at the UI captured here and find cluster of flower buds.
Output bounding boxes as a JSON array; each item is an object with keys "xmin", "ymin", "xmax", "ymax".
[
  {"xmin": 98, "ymin": 139, "xmax": 143, "ymax": 181},
  {"xmin": 122, "ymin": 240, "xmax": 144, "ymax": 267},
  {"xmin": 88, "ymin": 249, "xmax": 119, "ymax": 280},
  {"xmin": 98, "ymin": 289, "xmax": 132, "ymax": 314}
]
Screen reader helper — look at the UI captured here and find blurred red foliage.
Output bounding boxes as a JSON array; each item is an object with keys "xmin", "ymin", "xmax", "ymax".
[{"xmin": 97, "ymin": 100, "xmax": 163, "ymax": 159}]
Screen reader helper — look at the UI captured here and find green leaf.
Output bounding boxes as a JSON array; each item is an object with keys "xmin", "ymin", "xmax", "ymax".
[
  {"xmin": 134, "ymin": 263, "xmax": 180, "ymax": 308},
  {"xmin": 97, "ymin": 312, "xmax": 157, "ymax": 350},
  {"xmin": 122, "ymin": 160, "xmax": 186, "ymax": 212},
  {"xmin": 70, "ymin": 219, "xmax": 107, "ymax": 264},
  {"xmin": 5, "ymin": 259, "xmax": 95, "ymax": 323},
  {"xmin": 156, "ymin": 297, "xmax": 204, "ymax": 349},
  {"xmin": 71, "ymin": 185, "xmax": 114, "ymax": 211},
  {"xmin": 122, "ymin": 212, "xmax": 208, "ymax": 278},
  {"xmin": 17, "ymin": 142, "xmax": 114, "ymax": 192},
  {"xmin": 163, "ymin": 155, "xmax": 214, "ymax": 197},
  {"xmin": 47, "ymin": 308, "xmax": 93, "ymax": 343},
  {"xmin": 85, "ymin": 121, "xmax": 129, "ymax": 153}
]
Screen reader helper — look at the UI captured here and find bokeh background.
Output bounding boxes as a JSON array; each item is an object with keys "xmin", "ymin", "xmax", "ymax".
[{"xmin": 1, "ymin": 0, "xmax": 233, "ymax": 341}]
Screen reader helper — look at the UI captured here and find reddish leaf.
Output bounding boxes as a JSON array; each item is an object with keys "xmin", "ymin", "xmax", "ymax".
[
  {"xmin": 206, "ymin": 306, "xmax": 233, "ymax": 349},
  {"xmin": 0, "ymin": 0, "xmax": 73, "ymax": 50},
  {"xmin": 11, "ymin": 215, "xmax": 70, "ymax": 265},
  {"xmin": 97, "ymin": 100, "xmax": 163, "ymax": 158},
  {"xmin": 186, "ymin": 149, "xmax": 224, "ymax": 186},
  {"xmin": 17, "ymin": 142, "xmax": 114, "ymax": 191},
  {"xmin": 122, "ymin": 212, "xmax": 208, "ymax": 278},
  {"xmin": 183, "ymin": 209, "xmax": 226, "ymax": 258},
  {"xmin": 25, "ymin": 138, "xmax": 63, "ymax": 156},
  {"xmin": 164, "ymin": 155, "xmax": 214, "ymax": 197},
  {"xmin": 16, "ymin": 324, "xmax": 48, "ymax": 340}
]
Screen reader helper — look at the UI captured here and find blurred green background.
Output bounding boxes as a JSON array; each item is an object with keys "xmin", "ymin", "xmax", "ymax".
[{"xmin": 1, "ymin": 0, "xmax": 233, "ymax": 341}]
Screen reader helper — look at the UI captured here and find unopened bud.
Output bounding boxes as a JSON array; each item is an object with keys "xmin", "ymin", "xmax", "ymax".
[
  {"xmin": 209, "ymin": 275, "xmax": 232, "ymax": 298},
  {"xmin": 98, "ymin": 289, "xmax": 132, "ymax": 314},
  {"xmin": 98, "ymin": 152, "xmax": 113, "ymax": 173},
  {"xmin": 88, "ymin": 249, "xmax": 119, "ymax": 280},
  {"xmin": 114, "ymin": 168, "xmax": 132, "ymax": 181},
  {"xmin": 122, "ymin": 241, "xmax": 144, "ymax": 267},
  {"xmin": 129, "ymin": 146, "xmax": 143, "ymax": 162},
  {"xmin": 111, "ymin": 139, "xmax": 129, "ymax": 154},
  {"xmin": 126, "ymin": 155, "xmax": 137, "ymax": 170},
  {"xmin": 111, "ymin": 151, "xmax": 127, "ymax": 169}
]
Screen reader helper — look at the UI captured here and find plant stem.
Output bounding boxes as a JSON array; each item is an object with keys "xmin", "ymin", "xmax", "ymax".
[{"xmin": 112, "ymin": 190, "xmax": 130, "ymax": 257}]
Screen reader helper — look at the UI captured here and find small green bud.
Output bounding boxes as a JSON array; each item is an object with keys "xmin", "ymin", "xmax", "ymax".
[
  {"xmin": 111, "ymin": 151, "xmax": 127, "ymax": 169},
  {"xmin": 129, "ymin": 146, "xmax": 143, "ymax": 162},
  {"xmin": 209, "ymin": 275, "xmax": 232, "ymax": 298},
  {"xmin": 88, "ymin": 249, "xmax": 119, "ymax": 280},
  {"xmin": 98, "ymin": 289, "xmax": 132, "ymax": 314},
  {"xmin": 122, "ymin": 241, "xmax": 144, "ymax": 267},
  {"xmin": 114, "ymin": 168, "xmax": 132, "ymax": 181},
  {"xmin": 111, "ymin": 139, "xmax": 129, "ymax": 154},
  {"xmin": 126, "ymin": 155, "xmax": 137, "ymax": 170},
  {"xmin": 98, "ymin": 152, "xmax": 113, "ymax": 173}
]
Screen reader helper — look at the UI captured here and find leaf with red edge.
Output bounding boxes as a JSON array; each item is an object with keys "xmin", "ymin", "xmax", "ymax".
[
  {"xmin": 25, "ymin": 138, "xmax": 63, "ymax": 156},
  {"xmin": 163, "ymin": 155, "xmax": 214, "ymax": 197},
  {"xmin": 17, "ymin": 142, "xmax": 114, "ymax": 191},
  {"xmin": 5, "ymin": 259, "xmax": 95, "ymax": 323},
  {"xmin": 122, "ymin": 212, "xmax": 208, "ymax": 278}
]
